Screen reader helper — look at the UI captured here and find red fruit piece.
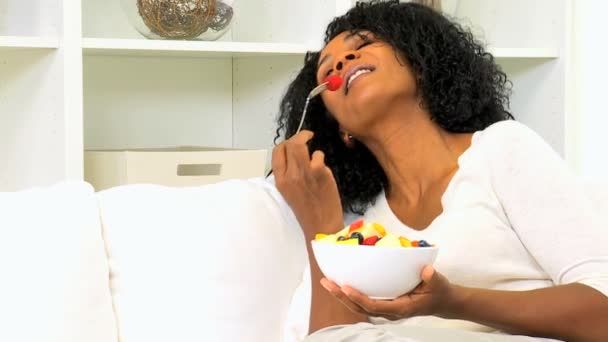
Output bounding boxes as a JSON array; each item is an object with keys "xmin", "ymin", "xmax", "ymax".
[
  {"xmin": 325, "ymin": 75, "xmax": 343, "ymax": 91},
  {"xmin": 348, "ymin": 219, "xmax": 364, "ymax": 232},
  {"xmin": 411, "ymin": 240, "xmax": 419, "ymax": 247},
  {"xmin": 363, "ymin": 236, "xmax": 379, "ymax": 246}
]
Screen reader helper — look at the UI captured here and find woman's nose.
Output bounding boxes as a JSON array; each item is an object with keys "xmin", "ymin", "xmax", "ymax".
[{"xmin": 335, "ymin": 52, "xmax": 358, "ymax": 71}]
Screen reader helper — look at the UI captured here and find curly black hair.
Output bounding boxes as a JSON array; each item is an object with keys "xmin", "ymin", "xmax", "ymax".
[{"xmin": 274, "ymin": 0, "xmax": 513, "ymax": 215}]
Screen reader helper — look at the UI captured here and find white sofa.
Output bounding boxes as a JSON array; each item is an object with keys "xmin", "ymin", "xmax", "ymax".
[
  {"xmin": 1, "ymin": 179, "xmax": 606, "ymax": 342},
  {"xmin": 0, "ymin": 179, "xmax": 307, "ymax": 342}
]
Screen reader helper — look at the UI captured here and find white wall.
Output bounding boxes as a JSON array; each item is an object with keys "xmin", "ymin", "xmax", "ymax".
[{"xmin": 571, "ymin": 0, "xmax": 608, "ymax": 180}]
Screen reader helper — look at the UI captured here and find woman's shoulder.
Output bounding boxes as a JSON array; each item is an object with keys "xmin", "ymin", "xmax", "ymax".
[
  {"xmin": 476, "ymin": 120, "xmax": 540, "ymax": 144},
  {"xmin": 470, "ymin": 120, "xmax": 568, "ymax": 185},
  {"xmin": 473, "ymin": 120, "xmax": 556, "ymax": 159}
]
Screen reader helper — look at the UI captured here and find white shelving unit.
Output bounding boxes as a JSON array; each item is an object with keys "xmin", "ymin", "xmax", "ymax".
[
  {"xmin": 1, "ymin": 0, "xmax": 572, "ymax": 191},
  {"xmin": 81, "ymin": 40, "xmax": 560, "ymax": 59},
  {"xmin": 490, "ymin": 48, "xmax": 559, "ymax": 59},
  {"xmin": 452, "ymin": 0, "xmax": 570, "ymax": 156},
  {"xmin": 82, "ymin": 38, "xmax": 315, "ymax": 58},
  {"xmin": 0, "ymin": 36, "xmax": 59, "ymax": 50},
  {"xmin": 0, "ymin": 0, "xmax": 65, "ymax": 191}
]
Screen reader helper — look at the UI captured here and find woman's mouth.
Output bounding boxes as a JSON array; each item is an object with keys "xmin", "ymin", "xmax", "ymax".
[{"xmin": 344, "ymin": 64, "xmax": 376, "ymax": 95}]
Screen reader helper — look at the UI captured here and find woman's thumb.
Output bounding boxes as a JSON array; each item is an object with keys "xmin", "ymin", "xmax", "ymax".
[{"xmin": 421, "ymin": 265, "xmax": 435, "ymax": 283}]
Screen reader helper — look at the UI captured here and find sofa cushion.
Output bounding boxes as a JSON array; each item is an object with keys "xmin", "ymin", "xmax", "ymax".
[
  {"xmin": 0, "ymin": 181, "xmax": 118, "ymax": 342},
  {"xmin": 97, "ymin": 178, "xmax": 306, "ymax": 342}
]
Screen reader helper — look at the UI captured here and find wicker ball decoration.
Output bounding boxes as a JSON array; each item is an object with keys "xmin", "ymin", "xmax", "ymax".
[
  {"xmin": 136, "ymin": 0, "xmax": 234, "ymax": 39},
  {"xmin": 208, "ymin": 1, "xmax": 234, "ymax": 31}
]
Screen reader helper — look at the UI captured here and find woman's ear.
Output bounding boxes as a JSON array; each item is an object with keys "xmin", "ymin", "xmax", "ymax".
[{"xmin": 340, "ymin": 131, "xmax": 356, "ymax": 148}]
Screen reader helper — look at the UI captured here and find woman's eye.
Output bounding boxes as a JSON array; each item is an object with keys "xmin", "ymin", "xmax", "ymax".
[
  {"xmin": 325, "ymin": 68, "xmax": 333, "ymax": 77},
  {"xmin": 357, "ymin": 41, "xmax": 373, "ymax": 50}
]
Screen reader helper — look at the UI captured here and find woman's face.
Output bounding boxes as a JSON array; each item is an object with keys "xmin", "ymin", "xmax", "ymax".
[{"xmin": 317, "ymin": 31, "xmax": 420, "ymax": 138}]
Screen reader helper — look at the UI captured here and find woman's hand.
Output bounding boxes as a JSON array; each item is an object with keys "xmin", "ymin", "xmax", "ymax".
[
  {"xmin": 320, "ymin": 266, "xmax": 458, "ymax": 320},
  {"xmin": 272, "ymin": 130, "xmax": 344, "ymax": 240}
]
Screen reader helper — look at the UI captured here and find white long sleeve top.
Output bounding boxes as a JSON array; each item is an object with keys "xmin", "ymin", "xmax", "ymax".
[{"xmin": 281, "ymin": 120, "xmax": 608, "ymax": 338}]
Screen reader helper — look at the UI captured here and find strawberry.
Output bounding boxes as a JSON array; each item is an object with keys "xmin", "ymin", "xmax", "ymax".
[
  {"xmin": 348, "ymin": 219, "xmax": 364, "ymax": 233},
  {"xmin": 362, "ymin": 236, "xmax": 379, "ymax": 246}
]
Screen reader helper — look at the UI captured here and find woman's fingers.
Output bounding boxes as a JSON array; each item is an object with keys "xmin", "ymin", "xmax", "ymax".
[
  {"xmin": 320, "ymin": 279, "xmax": 367, "ymax": 315},
  {"xmin": 272, "ymin": 130, "xmax": 314, "ymax": 179},
  {"xmin": 411, "ymin": 266, "xmax": 441, "ymax": 296},
  {"xmin": 342, "ymin": 286, "xmax": 384, "ymax": 313},
  {"xmin": 310, "ymin": 150, "xmax": 331, "ymax": 180},
  {"xmin": 342, "ymin": 286, "xmax": 414, "ymax": 318},
  {"xmin": 320, "ymin": 278, "xmax": 340, "ymax": 292},
  {"xmin": 285, "ymin": 130, "xmax": 315, "ymax": 175},
  {"xmin": 421, "ymin": 265, "xmax": 436, "ymax": 284},
  {"xmin": 321, "ymin": 280, "xmax": 416, "ymax": 320},
  {"xmin": 310, "ymin": 150, "xmax": 325, "ymax": 170},
  {"xmin": 290, "ymin": 130, "xmax": 314, "ymax": 145},
  {"xmin": 271, "ymin": 143, "xmax": 287, "ymax": 177}
]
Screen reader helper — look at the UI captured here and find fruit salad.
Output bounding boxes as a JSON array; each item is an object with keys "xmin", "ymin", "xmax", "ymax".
[{"xmin": 314, "ymin": 219, "xmax": 433, "ymax": 247}]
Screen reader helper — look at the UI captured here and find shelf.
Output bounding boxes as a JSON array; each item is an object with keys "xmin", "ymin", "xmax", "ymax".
[
  {"xmin": 82, "ymin": 38, "xmax": 560, "ymax": 60},
  {"xmin": 489, "ymin": 47, "xmax": 559, "ymax": 59},
  {"xmin": 82, "ymin": 38, "xmax": 318, "ymax": 58},
  {"xmin": 0, "ymin": 36, "xmax": 59, "ymax": 50}
]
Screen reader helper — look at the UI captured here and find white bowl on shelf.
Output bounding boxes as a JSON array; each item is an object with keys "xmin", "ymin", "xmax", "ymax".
[{"xmin": 311, "ymin": 240, "xmax": 439, "ymax": 300}]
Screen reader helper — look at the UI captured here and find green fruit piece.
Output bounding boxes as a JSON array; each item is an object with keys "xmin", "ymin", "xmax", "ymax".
[
  {"xmin": 336, "ymin": 226, "xmax": 350, "ymax": 237},
  {"xmin": 316, "ymin": 234, "xmax": 337, "ymax": 243},
  {"xmin": 375, "ymin": 233, "xmax": 401, "ymax": 247},
  {"xmin": 360, "ymin": 223, "xmax": 379, "ymax": 239},
  {"xmin": 336, "ymin": 238, "xmax": 359, "ymax": 245}
]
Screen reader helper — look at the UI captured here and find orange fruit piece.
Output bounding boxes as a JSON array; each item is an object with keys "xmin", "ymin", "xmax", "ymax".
[
  {"xmin": 372, "ymin": 222, "xmax": 386, "ymax": 237},
  {"xmin": 399, "ymin": 236, "xmax": 412, "ymax": 247}
]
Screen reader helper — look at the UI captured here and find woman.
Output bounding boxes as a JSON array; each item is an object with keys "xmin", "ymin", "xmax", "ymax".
[{"xmin": 271, "ymin": 1, "xmax": 608, "ymax": 342}]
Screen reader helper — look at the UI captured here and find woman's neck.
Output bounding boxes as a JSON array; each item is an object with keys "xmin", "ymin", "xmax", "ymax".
[{"xmin": 361, "ymin": 113, "xmax": 467, "ymax": 207}]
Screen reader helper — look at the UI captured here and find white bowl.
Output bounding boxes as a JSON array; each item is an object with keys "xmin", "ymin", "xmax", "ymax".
[{"xmin": 311, "ymin": 240, "xmax": 439, "ymax": 300}]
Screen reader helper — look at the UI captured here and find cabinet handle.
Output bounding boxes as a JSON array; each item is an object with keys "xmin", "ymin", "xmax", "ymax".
[{"xmin": 176, "ymin": 164, "xmax": 222, "ymax": 177}]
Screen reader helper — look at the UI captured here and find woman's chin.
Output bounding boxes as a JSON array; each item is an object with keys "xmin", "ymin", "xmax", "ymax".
[{"xmin": 345, "ymin": 88, "xmax": 384, "ymax": 116}]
